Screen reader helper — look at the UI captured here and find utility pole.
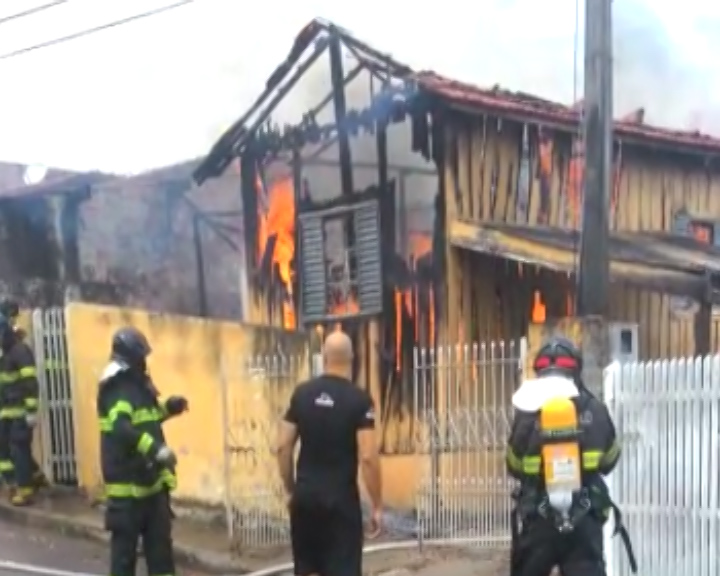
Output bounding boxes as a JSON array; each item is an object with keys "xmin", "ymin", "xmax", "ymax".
[{"xmin": 577, "ymin": 0, "xmax": 613, "ymax": 316}]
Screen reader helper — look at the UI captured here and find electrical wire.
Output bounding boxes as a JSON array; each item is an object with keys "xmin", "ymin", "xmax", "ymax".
[
  {"xmin": 0, "ymin": 0, "xmax": 70, "ymax": 27},
  {"xmin": 0, "ymin": 0, "xmax": 198, "ymax": 61}
]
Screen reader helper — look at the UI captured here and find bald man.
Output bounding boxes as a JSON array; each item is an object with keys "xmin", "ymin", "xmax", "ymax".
[{"xmin": 277, "ymin": 331, "xmax": 382, "ymax": 576}]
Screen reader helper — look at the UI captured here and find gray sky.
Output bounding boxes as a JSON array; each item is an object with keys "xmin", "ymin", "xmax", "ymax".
[{"xmin": 0, "ymin": 0, "xmax": 718, "ymax": 174}]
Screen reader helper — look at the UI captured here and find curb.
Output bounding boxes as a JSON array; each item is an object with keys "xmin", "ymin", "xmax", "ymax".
[{"xmin": 0, "ymin": 501, "xmax": 250, "ymax": 574}]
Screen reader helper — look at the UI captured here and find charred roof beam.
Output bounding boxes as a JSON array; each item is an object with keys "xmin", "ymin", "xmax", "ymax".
[
  {"xmin": 194, "ymin": 30, "xmax": 329, "ymax": 184},
  {"xmin": 193, "ymin": 18, "xmax": 417, "ymax": 186}
]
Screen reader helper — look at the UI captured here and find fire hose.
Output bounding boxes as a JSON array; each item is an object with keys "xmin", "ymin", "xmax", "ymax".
[{"xmin": 244, "ymin": 536, "xmax": 504, "ymax": 576}]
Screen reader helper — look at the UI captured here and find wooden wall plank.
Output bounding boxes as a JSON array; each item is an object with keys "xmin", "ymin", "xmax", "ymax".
[{"xmin": 440, "ymin": 113, "xmax": 720, "ymax": 358}]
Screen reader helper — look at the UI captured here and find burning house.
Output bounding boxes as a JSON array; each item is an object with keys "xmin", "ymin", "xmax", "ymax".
[{"xmin": 193, "ymin": 19, "xmax": 720, "ymax": 460}]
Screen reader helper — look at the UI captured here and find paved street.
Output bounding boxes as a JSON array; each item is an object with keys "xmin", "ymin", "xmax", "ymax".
[
  {"xmin": 0, "ymin": 520, "xmax": 105, "ymax": 575},
  {"xmin": 0, "ymin": 519, "xmax": 203, "ymax": 576},
  {"xmin": 0, "ymin": 516, "xmax": 507, "ymax": 576}
]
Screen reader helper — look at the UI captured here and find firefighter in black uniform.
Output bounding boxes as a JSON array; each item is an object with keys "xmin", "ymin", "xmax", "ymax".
[
  {"xmin": 98, "ymin": 326, "xmax": 188, "ymax": 576},
  {"xmin": 0, "ymin": 299, "xmax": 49, "ymax": 491},
  {"xmin": 506, "ymin": 337, "xmax": 636, "ymax": 576},
  {"xmin": 0, "ymin": 312, "xmax": 40, "ymax": 505}
]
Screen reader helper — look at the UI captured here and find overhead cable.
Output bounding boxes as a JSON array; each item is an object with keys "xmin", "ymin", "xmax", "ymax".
[
  {"xmin": 0, "ymin": 0, "xmax": 198, "ymax": 61},
  {"xmin": 0, "ymin": 0, "xmax": 70, "ymax": 27}
]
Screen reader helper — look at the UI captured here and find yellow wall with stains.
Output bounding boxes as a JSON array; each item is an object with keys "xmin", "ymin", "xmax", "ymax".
[{"xmin": 65, "ymin": 303, "xmax": 308, "ymax": 507}]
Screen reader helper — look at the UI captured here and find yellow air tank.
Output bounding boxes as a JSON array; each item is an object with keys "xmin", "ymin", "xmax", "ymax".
[{"xmin": 540, "ymin": 396, "xmax": 582, "ymax": 528}]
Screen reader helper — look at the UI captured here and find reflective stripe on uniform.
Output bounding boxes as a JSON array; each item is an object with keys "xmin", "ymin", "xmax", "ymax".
[
  {"xmin": 25, "ymin": 397, "xmax": 38, "ymax": 410},
  {"xmin": 507, "ymin": 449, "xmax": 541, "ymax": 474},
  {"xmin": 18, "ymin": 366, "xmax": 36, "ymax": 378},
  {"xmin": 601, "ymin": 441, "xmax": 621, "ymax": 467},
  {"xmin": 0, "ymin": 372, "xmax": 18, "ymax": 384},
  {"xmin": 509, "ymin": 450, "xmax": 613, "ymax": 475},
  {"xmin": 0, "ymin": 366, "xmax": 37, "ymax": 384},
  {"xmin": 99, "ymin": 401, "xmax": 165, "ymax": 431},
  {"xmin": 521, "ymin": 455, "xmax": 541, "ymax": 474},
  {"xmin": 104, "ymin": 469, "xmax": 177, "ymax": 498},
  {"xmin": 137, "ymin": 432, "xmax": 155, "ymax": 455},
  {"xmin": 0, "ymin": 460, "xmax": 14, "ymax": 472},
  {"xmin": 0, "ymin": 407, "xmax": 26, "ymax": 419}
]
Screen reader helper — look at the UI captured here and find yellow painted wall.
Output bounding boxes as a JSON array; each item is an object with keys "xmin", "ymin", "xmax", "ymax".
[{"xmin": 66, "ymin": 303, "xmax": 308, "ymax": 507}]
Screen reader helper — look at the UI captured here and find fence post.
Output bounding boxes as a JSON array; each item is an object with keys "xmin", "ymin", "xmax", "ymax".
[{"xmin": 602, "ymin": 360, "xmax": 619, "ymax": 576}]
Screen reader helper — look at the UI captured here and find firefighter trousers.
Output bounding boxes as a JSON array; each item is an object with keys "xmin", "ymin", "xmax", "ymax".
[
  {"xmin": 105, "ymin": 491, "xmax": 175, "ymax": 576},
  {"xmin": 511, "ymin": 514, "xmax": 606, "ymax": 576},
  {"xmin": 0, "ymin": 416, "xmax": 33, "ymax": 490}
]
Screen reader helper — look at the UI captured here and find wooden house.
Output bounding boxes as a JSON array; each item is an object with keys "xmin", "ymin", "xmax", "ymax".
[
  {"xmin": 426, "ymin": 73, "xmax": 720, "ymax": 359},
  {"xmin": 192, "ymin": 22, "xmax": 720, "ymax": 509}
]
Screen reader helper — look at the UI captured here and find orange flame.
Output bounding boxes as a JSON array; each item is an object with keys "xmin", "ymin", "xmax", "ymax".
[
  {"xmin": 393, "ymin": 233, "xmax": 435, "ymax": 369},
  {"xmin": 257, "ymin": 176, "xmax": 296, "ymax": 329},
  {"xmin": 531, "ymin": 290, "xmax": 546, "ymax": 324}
]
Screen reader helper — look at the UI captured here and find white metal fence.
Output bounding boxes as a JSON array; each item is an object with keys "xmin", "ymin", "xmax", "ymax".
[
  {"xmin": 31, "ymin": 307, "xmax": 77, "ymax": 486},
  {"xmin": 603, "ymin": 356, "xmax": 720, "ymax": 576},
  {"xmin": 414, "ymin": 339, "xmax": 527, "ymax": 546}
]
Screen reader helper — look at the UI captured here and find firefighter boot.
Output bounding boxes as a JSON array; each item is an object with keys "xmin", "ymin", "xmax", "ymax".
[
  {"xmin": 10, "ymin": 486, "xmax": 33, "ymax": 506},
  {"xmin": 32, "ymin": 470, "xmax": 50, "ymax": 490}
]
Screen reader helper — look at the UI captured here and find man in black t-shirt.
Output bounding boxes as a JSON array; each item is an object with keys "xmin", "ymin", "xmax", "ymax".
[{"xmin": 276, "ymin": 330, "xmax": 383, "ymax": 576}]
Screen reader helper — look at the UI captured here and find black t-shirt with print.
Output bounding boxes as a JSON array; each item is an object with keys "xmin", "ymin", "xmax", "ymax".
[{"xmin": 284, "ymin": 375, "xmax": 375, "ymax": 506}]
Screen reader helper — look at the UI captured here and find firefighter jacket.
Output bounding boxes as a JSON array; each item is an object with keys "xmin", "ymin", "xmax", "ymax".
[
  {"xmin": 0, "ymin": 340, "xmax": 39, "ymax": 419},
  {"xmin": 506, "ymin": 388, "xmax": 621, "ymax": 481},
  {"xmin": 97, "ymin": 361, "xmax": 177, "ymax": 499}
]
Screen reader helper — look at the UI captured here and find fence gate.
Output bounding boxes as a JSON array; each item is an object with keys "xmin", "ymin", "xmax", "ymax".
[
  {"xmin": 413, "ymin": 338, "xmax": 526, "ymax": 546},
  {"xmin": 220, "ymin": 351, "xmax": 306, "ymax": 551},
  {"xmin": 31, "ymin": 307, "xmax": 78, "ymax": 485},
  {"xmin": 603, "ymin": 357, "xmax": 720, "ymax": 576}
]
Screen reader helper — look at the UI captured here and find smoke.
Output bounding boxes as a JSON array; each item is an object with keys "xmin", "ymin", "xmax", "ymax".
[
  {"xmin": 271, "ymin": 47, "xmax": 436, "ymax": 230},
  {"xmin": 612, "ymin": 1, "xmax": 720, "ymax": 132},
  {"xmin": 263, "ymin": 2, "xmax": 720, "ymax": 239},
  {"xmin": 465, "ymin": 0, "xmax": 720, "ymax": 134}
]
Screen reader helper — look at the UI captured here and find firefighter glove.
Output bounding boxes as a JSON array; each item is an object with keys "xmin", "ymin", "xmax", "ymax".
[
  {"xmin": 155, "ymin": 445, "xmax": 177, "ymax": 468},
  {"xmin": 165, "ymin": 395, "xmax": 189, "ymax": 416},
  {"xmin": 25, "ymin": 413, "xmax": 37, "ymax": 428}
]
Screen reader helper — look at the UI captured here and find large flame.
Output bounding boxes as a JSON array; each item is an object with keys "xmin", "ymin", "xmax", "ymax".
[
  {"xmin": 394, "ymin": 233, "xmax": 435, "ymax": 368},
  {"xmin": 257, "ymin": 176, "xmax": 296, "ymax": 329}
]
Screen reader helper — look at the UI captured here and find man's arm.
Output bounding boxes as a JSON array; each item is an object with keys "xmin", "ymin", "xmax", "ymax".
[
  {"xmin": 98, "ymin": 385, "xmax": 160, "ymax": 460},
  {"xmin": 506, "ymin": 410, "xmax": 537, "ymax": 479},
  {"xmin": 13, "ymin": 344, "xmax": 39, "ymax": 417},
  {"xmin": 357, "ymin": 395, "xmax": 382, "ymax": 510},
  {"xmin": 276, "ymin": 390, "xmax": 299, "ymax": 496},
  {"xmin": 597, "ymin": 402, "xmax": 621, "ymax": 475}
]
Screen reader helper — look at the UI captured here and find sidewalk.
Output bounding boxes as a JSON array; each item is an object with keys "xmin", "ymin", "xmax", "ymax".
[
  {"xmin": 0, "ymin": 489, "xmax": 248, "ymax": 573},
  {"xmin": 0, "ymin": 489, "xmax": 509, "ymax": 575}
]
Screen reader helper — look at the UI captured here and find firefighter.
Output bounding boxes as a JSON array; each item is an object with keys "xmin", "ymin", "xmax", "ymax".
[
  {"xmin": 98, "ymin": 326, "xmax": 188, "ymax": 576},
  {"xmin": 506, "ymin": 337, "xmax": 636, "ymax": 576},
  {"xmin": 0, "ymin": 312, "xmax": 40, "ymax": 505},
  {"xmin": 0, "ymin": 299, "xmax": 49, "ymax": 491}
]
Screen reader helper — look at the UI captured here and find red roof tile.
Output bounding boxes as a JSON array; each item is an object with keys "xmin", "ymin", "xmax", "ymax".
[{"xmin": 416, "ymin": 71, "xmax": 720, "ymax": 154}]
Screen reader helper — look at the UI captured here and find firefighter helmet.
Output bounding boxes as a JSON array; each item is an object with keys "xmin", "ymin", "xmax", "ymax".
[
  {"xmin": 533, "ymin": 337, "xmax": 582, "ymax": 379},
  {"xmin": 111, "ymin": 326, "xmax": 152, "ymax": 370}
]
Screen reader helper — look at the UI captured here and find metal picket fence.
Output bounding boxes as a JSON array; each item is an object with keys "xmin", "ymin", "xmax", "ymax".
[
  {"xmin": 603, "ymin": 356, "xmax": 720, "ymax": 576},
  {"xmin": 414, "ymin": 339, "xmax": 527, "ymax": 546},
  {"xmin": 220, "ymin": 351, "xmax": 308, "ymax": 551},
  {"xmin": 31, "ymin": 307, "xmax": 78, "ymax": 486}
]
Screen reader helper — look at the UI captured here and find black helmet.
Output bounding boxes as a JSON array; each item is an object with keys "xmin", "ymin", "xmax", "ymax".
[
  {"xmin": 0, "ymin": 313, "xmax": 13, "ymax": 350},
  {"xmin": 0, "ymin": 299, "xmax": 19, "ymax": 321},
  {"xmin": 533, "ymin": 337, "xmax": 582, "ymax": 379},
  {"xmin": 111, "ymin": 326, "xmax": 151, "ymax": 370}
]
